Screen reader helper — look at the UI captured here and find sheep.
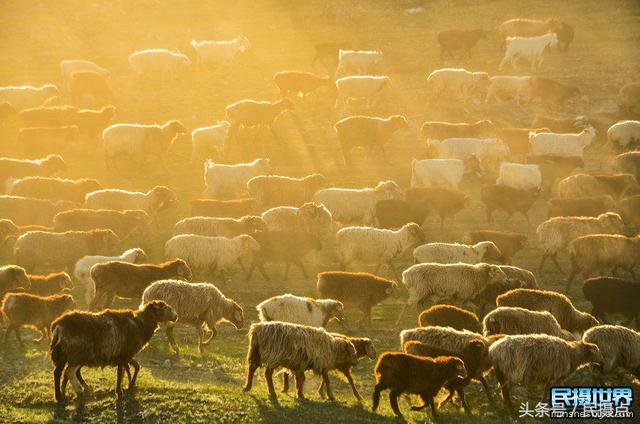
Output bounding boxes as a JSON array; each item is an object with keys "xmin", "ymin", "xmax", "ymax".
[
  {"xmin": 19, "ymin": 126, "xmax": 79, "ymax": 156},
  {"xmin": 529, "ymin": 127, "xmax": 596, "ymax": 159},
  {"xmin": 89, "ymin": 259, "xmax": 192, "ymax": 310},
  {"xmin": 334, "ymin": 115, "xmax": 408, "ymax": 164},
  {"xmin": 527, "ymin": 76, "xmax": 582, "ymax": 107},
  {"xmin": 0, "ymin": 102, "xmax": 16, "ymax": 124},
  {"xmin": 165, "ymin": 234, "xmax": 259, "ymax": 280},
  {"xmin": 257, "ymin": 293, "xmax": 343, "ymax": 328},
  {"xmin": 527, "ymin": 154, "xmax": 585, "ymax": 190},
  {"xmin": 497, "ymin": 265, "xmax": 539, "ymax": 289},
  {"xmin": 73, "ymin": 105, "xmax": 117, "ymax": 135},
  {"xmin": 557, "ymin": 173, "xmax": 637, "ymax": 199},
  {"xmin": 85, "ymin": 186, "xmax": 177, "ymax": 217},
  {"xmin": 430, "ymin": 137, "xmax": 510, "ymax": 174},
  {"xmin": 410, "ymin": 158, "xmax": 465, "ymax": 189},
  {"xmin": 0, "ymin": 265, "xmax": 31, "ymax": 296},
  {"xmin": 0, "ymin": 155, "xmax": 66, "ymax": 187},
  {"xmin": 618, "ymin": 81, "xmax": 640, "ymax": 115},
  {"xmin": 9, "ymin": 177, "xmax": 101, "ymax": 204},
  {"xmin": 69, "ymin": 70, "xmax": 112, "ymax": 104},
  {"xmin": 173, "ymin": 216, "xmax": 266, "ymax": 238},
  {"xmin": 60, "ymin": 59, "xmax": 109, "ymax": 83},
  {"xmin": 312, "ymin": 180, "xmax": 403, "ymax": 225},
  {"xmin": 489, "ymin": 335, "xmax": 602, "ymax": 410},
  {"xmin": 413, "ymin": 241, "xmax": 502, "ymax": 265},
  {"xmin": 582, "ymin": 277, "xmax": 640, "ymax": 327},
  {"xmin": 531, "ymin": 115, "xmax": 588, "ymax": 133},
  {"xmin": 224, "ymin": 99, "xmax": 294, "ymax": 146},
  {"xmin": 141, "ymin": 280, "xmax": 244, "ymax": 354},
  {"xmin": 53, "ymin": 208, "xmax": 151, "ymax": 239},
  {"xmin": 374, "ymin": 199, "xmax": 431, "ymax": 229},
  {"xmin": 102, "ymin": 121, "xmax": 187, "ymax": 167},
  {"xmin": 243, "ymin": 321, "xmax": 358, "ymax": 400},
  {"xmin": 547, "ymin": 195, "xmax": 616, "ymax": 218},
  {"xmin": 26, "ymin": 272, "xmax": 73, "ymax": 296},
  {"xmin": 607, "ymin": 120, "xmax": 640, "ymax": 152},
  {"xmin": 404, "ymin": 187, "xmax": 471, "ymax": 229},
  {"xmin": 583, "ymin": 325, "xmax": 640, "ymax": 384},
  {"xmin": 191, "ymin": 121, "xmax": 230, "ymax": 163},
  {"xmin": 247, "ymin": 174, "xmax": 327, "ymax": 208},
  {"xmin": 336, "ymin": 223, "xmax": 425, "ymax": 279},
  {"xmin": 334, "ymin": 76, "xmax": 391, "ymax": 108},
  {"xmin": 426, "ymin": 68, "xmax": 490, "ymax": 103},
  {"xmin": 536, "ymin": 212, "xmax": 625, "ymax": 274},
  {"xmin": 483, "ymin": 306, "xmax": 574, "ymax": 340},
  {"xmin": 0, "ymin": 195, "xmax": 73, "ymax": 226},
  {"xmin": 316, "ymin": 271, "xmax": 397, "ymax": 328},
  {"xmin": 463, "ymin": 230, "xmax": 527, "ymax": 264},
  {"xmin": 619, "ymin": 195, "xmax": 640, "ymax": 229},
  {"xmin": 499, "ymin": 33, "xmax": 558, "ymax": 71},
  {"xmin": 0, "ymin": 84, "xmax": 59, "ymax": 111},
  {"xmin": 190, "ymin": 36, "xmax": 250, "ymax": 66},
  {"xmin": 495, "ymin": 127, "xmax": 549, "ymax": 156},
  {"xmin": 418, "ymin": 305, "xmax": 482, "ymax": 333},
  {"xmin": 372, "ymin": 352, "xmax": 466, "ymax": 418},
  {"xmin": 2, "ymin": 293, "xmax": 75, "ymax": 347},
  {"xmin": 613, "ymin": 152, "xmax": 640, "ymax": 182},
  {"xmin": 496, "ymin": 162, "xmax": 541, "ymax": 190},
  {"xmin": 19, "ymin": 105, "xmax": 77, "ymax": 127},
  {"xmin": 334, "ymin": 49, "xmax": 383, "ymax": 77},
  {"xmin": 499, "ymin": 18, "xmax": 561, "ymax": 40},
  {"xmin": 420, "ymin": 120, "xmax": 496, "ymax": 142},
  {"xmin": 190, "ymin": 198, "xmax": 257, "ymax": 218},
  {"xmin": 204, "ymin": 158, "xmax": 272, "ymax": 199},
  {"xmin": 438, "ymin": 29, "xmax": 485, "ymax": 59},
  {"xmin": 50, "ymin": 301, "xmax": 177, "ymax": 401},
  {"xmin": 312, "ymin": 42, "xmax": 351, "ymax": 67},
  {"xmin": 496, "ymin": 288, "xmax": 599, "ymax": 334},
  {"xmin": 246, "ymin": 231, "xmax": 321, "ymax": 282},
  {"xmin": 480, "ymin": 184, "xmax": 541, "ymax": 224},
  {"xmin": 484, "ymin": 76, "xmax": 532, "ymax": 106},
  {"xmin": 74, "ymin": 248, "xmax": 147, "ymax": 304},
  {"xmin": 273, "ymin": 71, "xmax": 332, "ymax": 98},
  {"xmin": 128, "ymin": 49, "xmax": 191, "ymax": 76},
  {"xmin": 261, "ymin": 203, "xmax": 333, "ymax": 235}
]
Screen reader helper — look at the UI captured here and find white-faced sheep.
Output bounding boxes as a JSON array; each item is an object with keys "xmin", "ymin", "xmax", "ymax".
[
  {"xmin": 9, "ymin": 177, "xmax": 101, "ymax": 204},
  {"xmin": 190, "ymin": 36, "xmax": 251, "ymax": 66},
  {"xmin": 128, "ymin": 49, "xmax": 191, "ymax": 76},
  {"xmin": 413, "ymin": 241, "xmax": 502, "ymax": 265},
  {"xmin": 499, "ymin": 33, "xmax": 559, "ymax": 71},
  {"xmin": 483, "ymin": 306, "xmax": 574, "ymax": 340},
  {"xmin": 173, "ymin": 216, "xmax": 266, "ymax": 238},
  {"xmin": 191, "ymin": 121, "xmax": 230, "ymax": 163},
  {"xmin": 334, "ymin": 115, "xmax": 408, "ymax": 164},
  {"xmin": 84, "ymin": 186, "xmax": 177, "ymax": 217},
  {"xmin": 0, "ymin": 85, "xmax": 59, "ymax": 111},
  {"xmin": 496, "ymin": 162, "xmax": 542, "ymax": 190},
  {"xmin": 529, "ymin": 127, "xmax": 597, "ymax": 159},
  {"xmin": 582, "ymin": 325, "xmax": 640, "ymax": 384},
  {"xmin": 247, "ymin": 174, "xmax": 327, "ymax": 208},
  {"xmin": 426, "ymin": 68, "xmax": 490, "ymax": 103},
  {"xmin": 410, "ymin": 158, "xmax": 465, "ymax": 189},
  {"xmin": 257, "ymin": 293, "xmax": 344, "ymax": 328},
  {"xmin": 261, "ymin": 203, "xmax": 333, "ymax": 235},
  {"xmin": 607, "ymin": 120, "xmax": 640, "ymax": 152},
  {"xmin": 334, "ymin": 76, "xmax": 391, "ymax": 108},
  {"xmin": 204, "ymin": 158, "xmax": 272, "ymax": 199}
]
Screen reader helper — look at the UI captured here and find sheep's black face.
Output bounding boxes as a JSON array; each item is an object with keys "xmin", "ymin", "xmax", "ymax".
[
  {"xmin": 176, "ymin": 262, "xmax": 193, "ymax": 281},
  {"xmin": 145, "ymin": 301, "xmax": 178, "ymax": 323},
  {"xmin": 229, "ymin": 303, "xmax": 244, "ymax": 329}
]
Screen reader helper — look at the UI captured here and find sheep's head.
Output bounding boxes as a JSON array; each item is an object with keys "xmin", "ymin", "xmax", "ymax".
[
  {"xmin": 150, "ymin": 186, "xmax": 177, "ymax": 211},
  {"xmin": 598, "ymin": 212, "xmax": 624, "ymax": 232},
  {"xmin": 41, "ymin": 84, "xmax": 60, "ymax": 97},
  {"xmin": 4, "ymin": 266, "xmax": 30, "ymax": 290},
  {"xmin": 573, "ymin": 341, "xmax": 603, "ymax": 367},
  {"xmin": 375, "ymin": 180, "xmax": 403, "ymax": 199},
  {"xmin": 141, "ymin": 300, "xmax": 178, "ymax": 323},
  {"xmin": 477, "ymin": 241, "xmax": 502, "ymax": 263},
  {"xmin": 255, "ymin": 158, "xmax": 272, "ymax": 174},
  {"xmin": 43, "ymin": 154, "xmax": 67, "ymax": 174},
  {"xmin": 575, "ymin": 311, "xmax": 600, "ymax": 333},
  {"xmin": 438, "ymin": 356, "xmax": 467, "ymax": 380},
  {"xmin": 546, "ymin": 32, "xmax": 559, "ymax": 49},
  {"xmin": 131, "ymin": 248, "xmax": 148, "ymax": 264},
  {"xmin": 461, "ymin": 339, "xmax": 488, "ymax": 372},
  {"xmin": 55, "ymin": 272, "xmax": 74, "ymax": 290},
  {"xmin": 305, "ymin": 173, "xmax": 328, "ymax": 190},
  {"xmin": 276, "ymin": 98, "xmax": 295, "ymax": 112},
  {"xmin": 91, "ymin": 229, "xmax": 120, "ymax": 254},
  {"xmin": 487, "ymin": 265, "xmax": 508, "ymax": 284},
  {"xmin": 0, "ymin": 219, "xmax": 19, "ymax": 238},
  {"xmin": 402, "ymin": 223, "xmax": 425, "ymax": 246},
  {"xmin": 474, "ymin": 120, "xmax": 496, "ymax": 135},
  {"xmin": 335, "ymin": 338, "xmax": 359, "ymax": 367},
  {"xmin": 80, "ymin": 179, "xmax": 102, "ymax": 194},
  {"xmin": 239, "ymin": 234, "xmax": 261, "ymax": 254},
  {"xmin": 384, "ymin": 281, "xmax": 399, "ymax": 299},
  {"xmin": 55, "ymin": 294, "xmax": 76, "ymax": 313},
  {"xmin": 172, "ymin": 259, "xmax": 192, "ymax": 281},
  {"xmin": 324, "ymin": 300, "xmax": 344, "ymax": 322},
  {"xmin": 130, "ymin": 210, "xmax": 153, "ymax": 230},
  {"xmin": 240, "ymin": 216, "xmax": 267, "ymax": 233},
  {"xmin": 219, "ymin": 299, "xmax": 244, "ymax": 329},
  {"xmin": 388, "ymin": 115, "xmax": 408, "ymax": 132}
]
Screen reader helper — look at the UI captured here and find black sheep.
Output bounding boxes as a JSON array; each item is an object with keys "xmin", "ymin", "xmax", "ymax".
[{"xmin": 583, "ymin": 277, "xmax": 640, "ymax": 328}]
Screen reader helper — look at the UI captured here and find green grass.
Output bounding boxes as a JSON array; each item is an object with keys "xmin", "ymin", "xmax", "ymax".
[{"xmin": 1, "ymin": 0, "xmax": 640, "ymax": 422}]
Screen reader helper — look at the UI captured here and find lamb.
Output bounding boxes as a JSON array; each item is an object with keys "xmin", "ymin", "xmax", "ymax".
[
  {"xmin": 26, "ymin": 272, "xmax": 73, "ymax": 296},
  {"xmin": 141, "ymin": 280, "xmax": 244, "ymax": 354},
  {"xmin": 334, "ymin": 76, "xmax": 391, "ymax": 108},
  {"xmin": 536, "ymin": 212, "xmax": 625, "ymax": 274},
  {"xmin": 84, "ymin": 186, "xmax": 177, "ymax": 217},
  {"xmin": 336, "ymin": 223, "xmax": 425, "ymax": 279},
  {"xmin": 618, "ymin": 81, "xmax": 640, "ymax": 115},
  {"xmin": 190, "ymin": 36, "xmax": 251, "ymax": 66},
  {"xmin": 496, "ymin": 288, "xmax": 599, "ymax": 334},
  {"xmin": 527, "ymin": 76, "xmax": 582, "ymax": 107},
  {"xmin": 0, "ymin": 85, "xmax": 59, "ymax": 111},
  {"xmin": 69, "ymin": 70, "xmax": 112, "ymax": 104},
  {"xmin": 2, "ymin": 293, "xmax": 75, "ymax": 347},
  {"xmin": 374, "ymin": 199, "xmax": 430, "ymax": 229},
  {"xmin": 261, "ymin": 203, "xmax": 333, "ymax": 235},
  {"xmin": 74, "ymin": 248, "xmax": 147, "ymax": 304},
  {"xmin": 9, "ymin": 177, "xmax": 101, "ymax": 204},
  {"xmin": 14, "ymin": 229, "xmax": 120, "ymax": 273},
  {"xmin": 0, "ymin": 195, "xmax": 72, "ymax": 226},
  {"xmin": 50, "ymin": 301, "xmax": 177, "ymax": 401},
  {"xmin": 613, "ymin": 152, "xmax": 640, "ymax": 182},
  {"xmin": 165, "ymin": 234, "xmax": 259, "ymax": 280},
  {"xmin": 334, "ymin": 115, "xmax": 408, "ymax": 164},
  {"xmin": 483, "ymin": 306, "xmax": 574, "ymax": 340},
  {"xmin": 247, "ymin": 174, "xmax": 327, "ymax": 208},
  {"xmin": 582, "ymin": 277, "xmax": 640, "ymax": 327},
  {"xmin": 203, "ymin": 158, "xmax": 272, "ymax": 199},
  {"xmin": 607, "ymin": 120, "xmax": 640, "ymax": 152},
  {"xmin": 19, "ymin": 126, "xmax": 79, "ymax": 156},
  {"xmin": 0, "ymin": 265, "xmax": 31, "ymax": 296},
  {"xmin": 190, "ymin": 121, "xmax": 230, "ymax": 163},
  {"xmin": 418, "ymin": 305, "xmax": 482, "ymax": 333},
  {"xmin": 0, "ymin": 155, "xmax": 66, "ymax": 187},
  {"xmin": 404, "ymin": 187, "xmax": 471, "ymax": 229},
  {"xmin": 312, "ymin": 180, "xmax": 403, "ymax": 225},
  {"xmin": 529, "ymin": 127, "xmax": 597, "ymax": 159},
  {"xmin": 485, "ymin": 76, "xmax": 532, "ymax": 106},
  {"xmin": 438, "ymin": 29, "xmax": 486, "ymax": 59},
  {"xmin": 334, "ymin": 49, "xmax": 383, "ymax": 77},
  {"xmin": 257, "ymin": 293, "xmax": 343, "ymax": 328},
  {"xmin": 89, "ymin": 259, "xmax": 192, "ymax": 310},
  {"xmin": 583, "ymin": 325, "xmax": 640, "ymax": 383},
  {"xmin": 499, "ymin": 33, "xmax": 558, "ymax": 71},
  {"xmin": 430, "ymin": 137, "xmax": 510, "ymax": 174},
  {"xmin": 463, "ymin": 230, "xmax": 528, "ymax": 264},
  {"xmin": 372, "ymin": 352, "xmax": 466, "ymax": 418},
  {"xmin": 496, "ymin": 162, "xmax": 541, "ymax": 190},
  {"xmin": 316, "ymin": 271, "xmax": 397, "ymax": 328},
  {"xmin": 312, "ymin": 42, "xmax": 352, "ymax": 67},
  {"xmin": 54, "ymin": 209, "xmax": 151, "ymax": 239},
  {"xmin": 190, "ymin": 198, "xmax": 257, "ymax": 218},
  {"xmin": 547, "ymin": 195, "xmax": 616, "ymax": 218},
  {"xmin": 128, "ymin": 49, "xmax": 191, "ymax": 76},
  {"xmin": 480, "ymin": 184, "xmax": 541, "ymax": 224},
  {"xmin": 243, "ymin": 321, "xmax": 358, "ymax": 400},
  {"xmin": 426, "ymin": 68, "xmax": 490, "ymax": 103},
  {"xmin": 619, "ymin": 195, "xmax": 640, "ymax": 229},
  {"xmin": 498, "ymin": 265, "xmax": 539, "ymax": 289},
  {"xmin": 413, "ymin": 241, "xmax": 502, "ymax": 265},
  {"xmin": 557, "ymin": 173, "xmax": 637, "ymax": 199},
  {"xmin": 224, "ymin": 99, "xmax": 294, "ymax": 146},
  {"xmin": 173, "ymin": 216, "xmax": 266, "ymax": 237},
  {"xmin": 420, "ymin": 120, "xmax": 496, "ymax": 142},
  {"xmin": 489, "ymin": 335, "xmax": 602, "ymax": 410},
  {"xmin": 73, "ymin": 105, "xmax": 117, "ymax": 135},
  {"xmin": 273, "ymin": 71, "xmax": 332, "ymax": 98},
  {"xmin": 0, "ymin": 102, "xmax": 16, "ymax": 124},
  {"xmin": 102, "ymin": 121, "xmax": 187, "ymax": 167},
  {"xmin": 495, "ymin": 127, "xmax": 550, "ymax": 156},
  {"xmin": 19, "ymin": 105, "xmax": 77, "ymax": 127},
  {"xmin": 60, "ymin": 59, "xmax": 109, "ymax": 83},
  {"xmin": 410, "ymin": 158, "xmax": 465, "ymax": 189}
]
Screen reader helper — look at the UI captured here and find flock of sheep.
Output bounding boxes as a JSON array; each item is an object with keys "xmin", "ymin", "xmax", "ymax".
[{"xmin": 0, "ymin": 11, "xmax": 640, "ymax": 420}]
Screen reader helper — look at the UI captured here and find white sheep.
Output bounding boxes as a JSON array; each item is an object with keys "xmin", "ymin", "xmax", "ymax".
[
  {"xmin": 334, "ymin": 76, "xmax": 391, "ymax": 108},
  {"xmin": 312, "ymin": 180, "xmax": 403, "ymax": 225},
  {"xmin": 413, "ymin": 241, "xmax": 502, "ymax": 265},
  {"xmin": 496, "ymin": 162, "xmax": 542, "ymax": 189},
  {"xmin": 483, "ymin": 306, "xmax": 574, "ymax": 340},
  {"xmin": 499, "ymin": 33, "xmax": 559, "ymax": 70},
  {"xmin": 607, "ymin": 120, "xmax": 640, "ymax": 151},
  {"xmin": 426, "ymin": 68, "xmax": 490, "ymax": 103},
  {"xmin": 191, "ymin": 121, "xmax": 230, "ymax": 162},
  {"xmin": 582, "ymin": 325, "xmax": 640, "ymax": 384},
  {"xmin": 84, "ymin": 186, "xmax": 176, "ymax": 216},
  {"xmin": 172, "ymin": 216, "xmax": 266, "ymax": 238},
  {"xmin": 128, "ymin": 49, "xmax": 191, "ymax": 76},
  {"xmin": 484, "ymin": 76, "xmax": 532, "ymax": 105},
  {"xmin": 204, "ymin": 158, "xmax": 271, "ymax": 199},
  {"xmin": 190, "ymin": 36, "xmax": 251, "ymax": 66},
  {"xmin": 430, "ymin": 137, "xmax": 509, "ymax": 174},
  {"xmin": 529, "ymin": 127, "xmax": 596, "ymax": 159},
  {"xmin": 60, "ymin": 59, "xmax": 109, "ymax": 84},
  {"xmin": 257, "ymin": 293, "xmax": 344, "ymax": 328},
  {"xmin": 335, "ymin": 49, "xmax": 383, "ymax": 77},
  {"xmin": 0, "ymin": 85, "xmax": 59, "ymax": 111},
  {"xmin": 74, "ymin": 248, "xmax": 147, "ymax": 304},
  {"xmin": 261, "ymin": 203, "xmax": 333, "ymax": 235},
  {"xmin": 410, "ymin": 158, "xmax": 465, "ymax": 189}
]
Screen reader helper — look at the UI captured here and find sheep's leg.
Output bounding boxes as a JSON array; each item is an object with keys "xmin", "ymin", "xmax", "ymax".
[
  {"xmin": 243, "ymin": 363, "xmax": 258, "ymax": 392},
  {"xmin": 89, "ymin": 289, "xmax": 103, "ymax": 311},
  {"xmin": 295, "ymin": 260, "xmax": 309, "ymax": 279},
  {"xmin": 395, "ymin": 302, "xmax": 411, "ymax": 326},
  {"xmin": 265, "ymin": 367, "xmax": 277, "ymax": 397},
  {"xmin": 283, "ymin": 262, "xmax": 291, "ymax": 281},
  {"xmin": 166, "ymin": 323, "xmax": 179, "ymax": 356},
  {"xmin": 494, "ymin": 369, "xmax": 513, "ymax": 411},
  {"xmin": 498, "ymin": 53, "xmax": 509, "ymax": 70},
  {"xmin": 196, "ymin": 324, "xmax": 205, "ymax": 354},
  {"xmin": 389, "ymin": 390, "xmax": 403, "ymax": 417},
  {"xmin": 66, "ymin": 365, "xmax": 83, "ymax": 396},
  {"xmin": 371, "ymin": 383, "xmax": 384, "ymax": 411},
  {"xmin": 115, "ymin": 364, "xmax": 124, "ymax": 398},
  {"xmin": 478, "ymin": 375, "xmax": 494, "ymax": 404},
  {"xmin": 257, "ymin": 263, "xmax": 270, "ymax": 282},
  {"xmin": 13, "ymin": 326, "xmax": 25, "ymax": 348},
  {"xmin": 550, "ymin": 253, "xmax": 564, "ymax": 274},
  {"xmin": 128, "ymin": 359, "xmax": 140, "ymax": 388},
  {"xmin": 321, "ymin": 369, "xmax": 335, "ymax": 401},
  {"xmin": 388, "ymin": 261, "xmax": 400, "ymax": 281},
  {"xmin": 294, "ymin": 371, "xmax": 306, "ymax": 400},
  {"xmin": 281, "ymin": 371, "xmax": 290, "ymax": 393},
  {"xmin": 342, "ymin": 369, "xmax": 362, "ymax": 401},
  {"xmin": 202, "ymin": 325, "xmax": 217, "ymax": 346},
  {"xmin": 3, "ymin": 324, "xmax": 15, "ymax": 347},
  {"xmin": 537, "ymin": 252, "xmax": 550, "ymax": 274},
  {"xmin": 76, "ymin": 368, "xmax": 92, "ymax": 393},
  {"xmin": 54, "ymin": 362, "xmax": 67, "ymax": 402},
  {"xmin": 428, "ymin": 396, "xmax": 439, "ymax": 417}
]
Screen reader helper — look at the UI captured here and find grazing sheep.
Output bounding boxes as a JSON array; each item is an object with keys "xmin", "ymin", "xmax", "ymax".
[
  {"xmin": 527, "ymin": 77, "xmax": 582, "ymax": 107},
  {"xmin": 173, "ymin": 216, "xmax": 266, "ymax": 238},
  {"xmin": 404, "ymin": 187, "xmax": 471, "ymax": 229},
  {"xmin": 60, "ymin": 59, "xmax": 109, "ymax": 82},
  {"xmin": 420, "ymin": 120, "xmax": 496, "ymax": 142},
  {"xmin": 190, "ymin": 198, "xmax": 257, "ymax": 218},
  {"xmin": 190, "ymin": 36, "xmax": 250, "ymax": 66},
  {"xmin": 0, "ymin": 265, "xmax": 31, "ymax": 296},
  {"xmin": 582, "ymin": 277, "xmax": 640, "ymax": 327},
  {"xmin": 374, "ymin": 199, "xmax": 430, "ymax": 229},
  {"xmin": 19, "ymin": 126, "xmax": 79, "ymax": 156},
  {"xmin": 50, "ymin": 301, "xmax": 177, "ymax": 401},
  {"xmin": 334, "ymin": 49, "xmax": 383, "ymax": 77},
  {"xmin": 582, "ymin": 325, "xmax": 640, "ymax": 383},
  {"xmin": 0, "ymin": 155, "xmax": 66, "ymax": 187},
  {"xmin": 128, "ymin": 49, "xmax": 191, "ymax": 76},
  {"xmin": 2, "ymin": 293, "xmax": 75, "ymax": 347},
  {"xmin": 426, "ymin": 68, "xmax": 490, "ymax": 103},
  {"xmin": 0, "ymin": 196, "xmax": 72, "ymax": 226},
  {"xmin": 557, "ymin": 173, "xmax": 637, "ymax": 199},
  {"xmin": 496, "ymin": 162, "xmax": 542, "ymax": 189},
  {"xmin": 224, "ymin": 99, "xmax": 294, "ymax": 146},
  {"xmin": 607, "ymin": 120, "xmax": 640, "ymax": 152},
  {"xmin": 618, "ymin": 82, "xmax": 640, "ymax": 115},
  {"xmin": 499, "ymin": 33, "xmax": 558, "ymax": 71},
  {"xmin": 418, "ymin": 305, "xmax": 482, "ymax": 333},
  {"xmin": 142, "ymin": 280, "xmax": 244, "ymax": 354},
  {"xmin": 54, "ymin": 209, "xmax": 151, "ymax": 239},
  {"xmin": 529, "ymin": 127, "xmax": 596, "ymax": 159},
  {"xmin": 69, "ymin": 70, "xmax": 112, "ymax": 104},
  {"xmin": 261, "ymin": 203, "xmax": 333, "ymax": 235},
  {"xmin": 463, "ymin": 230, "xmax": 527, "ymax": 264},
  {"xmin": 0, "ymin": 84, "xmax": 59, "ymax": 111},
  {"xmin": 312, "ymin": 42, "xmax": 351, "ymax": 67},
  {"xmin": 247, "ymin": 174, "xmax": 326, "ymax": 208},
  {"xmin": 204, "ymin": 158, "xmax": 272, "ymax": 199},
  {"xmin": 9, "ymin": 177, "xmax": 101, "ymax": 204},
  {"xmin": 26, "ymin": 272, "xmax": 73, "ymax": 296},
  {"xmin": 85, "ymin": 186, "xmax": 176, "ymax": 217},
  {"xmin": 274, "ymin": 71, "xmax": 332, "ymax": 98},
  {"xmin": 316, "ymin": 271, "xmax": 397, "ymax": 328},
  {"xmin": 495, "ymin": 127, "xmax": 549, "ymax": 156},
  {"xmin": 430, "ymin": 137, "xmax": 509, "ymax": 174},
  {"xmin": 191, "ymin": 121, "xmax": 230, "ymax": 163},
  {"xmin": 337, "ymin": 223, "xmax": 425, "ymax": 278},
  {"xmin": 90, "ymin": 259, "xmax": 192, "ymax": 310},
  {"xmin": 334, "ymin": 76, "xmax": 391, "ymax": 108},
  {"xmin": 334, "ymin": 115, "xmax": 408, "ymax": 164},
  {"xmin": 496, "ymin": 288, "xmax": 599, "ymax": 334},
  {"xmin": 485, "ymin": 76, "xmax": 532, "ymax": 106},
  {"xmin": 438, "ymin": 29, "xmax": 485, "ymax": 59},
  {"xmin": 413, "ymin": 241, "xmax": 502, "ymax": 265},
  {"xmin": 480, "ymin": 184, "xmax": 541, "ymax": 224},
  {"xmin": 483, "ymin": 307, "xmax": 574, "ymax": 340},
  {"xmin": 19, "ymin": 105, "xmax": 77, "ymax": 127},
  {"xmin": 313, "ymin": 180, "xmax": 403, "ymax": 225},
  {"xmin": 74, "ymin": 106, "xmax": 117, "ymax": 135},
  {"xmin": 536, "ymin": 212, "xmax": 625, "ymax": 274},
  {"xmin": 257, "ymin": 293, "xmax": 343, "ymax": 328},
  {"xmin": 410, "ymin": 158, "xmax": 465, "ymax": 189},
  {"xmin": 613, "ymin": 152, "xmax": 640, "ymax": 182},
  {"xmin": 547, "ymin": 195, "xmax": 615, "ymax": 218}
]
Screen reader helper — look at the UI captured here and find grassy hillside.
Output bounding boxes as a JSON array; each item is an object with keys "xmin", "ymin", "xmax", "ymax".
[{"xmin": 0, "ymin": 0, "xmax": 639, "ymax": 422}]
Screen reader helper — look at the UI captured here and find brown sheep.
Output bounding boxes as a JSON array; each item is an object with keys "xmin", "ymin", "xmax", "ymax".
[
  {"xmin": 0, "ymin": 265, "xmax": 31, "ymax": 296},
  {"xmin": 335, "ymin": 115, "xmax": 408, "ymax": 164},
  {"xmin": 420, "ymin": 120, "xmax": 495, "ymax": 141},
  {"xmin": 189, "ymin": 198, "xmax": 257, "ymax": 218},
  {"xmin": 247, "ymin": 231, "xmax": 321, "ymax": 282},
  {"xmin": 404, "ymin": 187, "xmax": 471, "ymax": 229},
  {"xmin": 463, "ymin": 230, "xmax": 528, "ymax": 265},
  {"xmin": 19, "ymin": 105, "xmax": 77, "ymax": 127},
  {"xmin": 480, "ymin": 185, "xmax": 541, "ymax": 224},
  {"xmin": 526, "ymin": 154, "xmax": 584, "ymax": 190},
  {"xmin": 9, "ymin": 177, "xmax": 101, "ymax": 203},
  {"xmin": 528, "ymin": 77, "xmax": 581, "ymax": 108},
  {"xmin": 73, "ymin": 105, "xmax": 116, "ymax": 135},
  {"xmin": 619, "ymin": 195, "xmax": 640, "ymax": 229},
  {"xmin": 225, "ymin": 98, "xmax": 294, "ymax": 145},
  {"xmin": 0, "ymin": 155, "xmax": 66, "ymax": 185},
  {"xmin": 374, "ymin": 199, "xmax": 430, "ymax": 229},
  {"xmin": 26, "ymin": 272, "xmax": 73, "ymax": 296},
  {"xmin": 69, "ymin": 70, "xmax": 112, "ymax": 104},
  {"xmin": 0, "ymin": 195, "xmax": 73, "ymax": 226},
  {"xmin": 437, "ymin": 29, "xmax": 485, "ymax": 59},
  {"xmin": 547, "ymin": 195, "xmax": 615, "ymax": 218},
  {"xmin": 53, "ymin": 209, "xmax": 151, "ymax": 239},
  {"xmin": 418, "ymin": 305, "xmax": 482, "ymax": 333},
  {"xmin": 312, "ymin": 41, "xmax": 351, "ymax": 67},
  {"xmin": 273, "ymin": 71, "xmax": 332, "ymax": 98},
  {"xmin": 19, "ymin": 126, "xmax": 79, "ymax": 156},
  {"xmin": 619, "ymin": 82, "xmax": 640, "ymax": 115},
  {"xmin": 495, "ymin": 127, "xmax": 550, "ymax": 156}
]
